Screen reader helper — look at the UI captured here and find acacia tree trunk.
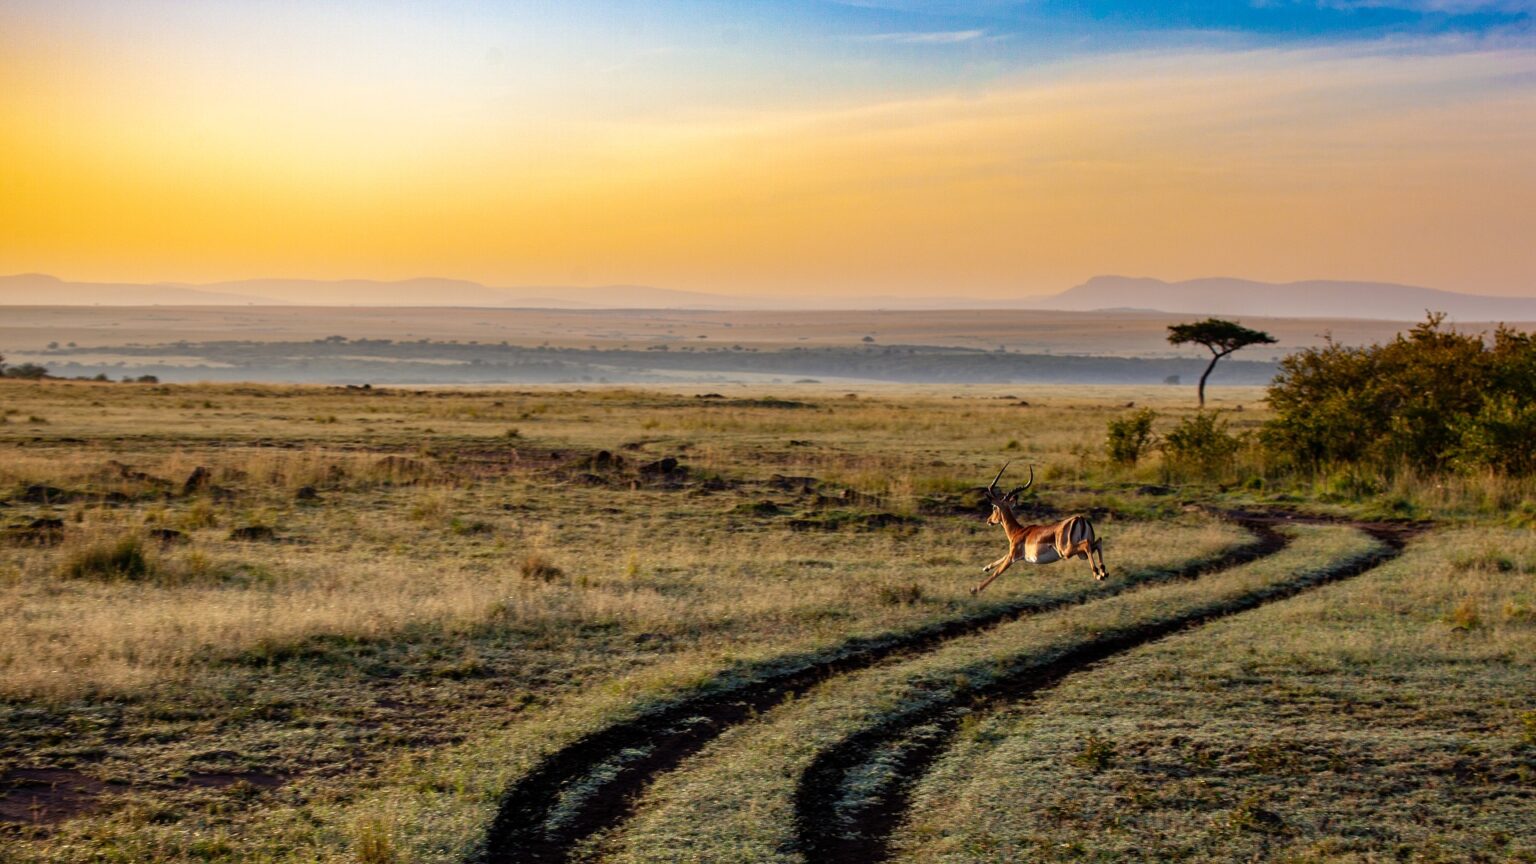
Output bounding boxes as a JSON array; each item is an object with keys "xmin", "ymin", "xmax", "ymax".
[{"xmin": 1196, "ymin": 349, "xmax": 1226, "ymax": 408}]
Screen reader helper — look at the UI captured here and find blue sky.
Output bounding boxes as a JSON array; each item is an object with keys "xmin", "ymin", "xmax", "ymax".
[{"xmin": 808, "ymin": 0, "xmax": 1532, "ymax": 38}]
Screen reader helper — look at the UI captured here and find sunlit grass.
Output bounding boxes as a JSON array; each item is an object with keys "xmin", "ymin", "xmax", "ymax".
[
  {"xmin": 1, "ymin": 379, "xmax": 1529, "ymax": 863},
  {"xmin": 895, "ymin": 527, "xmax": 1536, "ymax": 863}
]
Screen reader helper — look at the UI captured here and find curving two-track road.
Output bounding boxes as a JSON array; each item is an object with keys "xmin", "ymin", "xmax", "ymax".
[{"xmin": 476, "ymin": 512, "xmax": 1418, "ymax": 864}]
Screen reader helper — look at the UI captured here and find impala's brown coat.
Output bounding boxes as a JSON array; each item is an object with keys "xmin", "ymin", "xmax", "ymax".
[{"xmin": 973, "ymin": 464, "xmax": 1107, "ymax": 594}]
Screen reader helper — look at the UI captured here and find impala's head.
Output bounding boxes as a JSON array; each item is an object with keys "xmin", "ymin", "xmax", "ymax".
[{"xmin": 983, "ymin": 462, "xmax": 1034, "ymax": 524}]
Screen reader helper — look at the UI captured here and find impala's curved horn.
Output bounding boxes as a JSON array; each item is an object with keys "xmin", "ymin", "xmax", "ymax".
[
  {"xmin": 1005, "ymin": 465, "xmax": 1035, "ymax": 499},
  {"xmin": 985, "ymin": 461, "xmax": 1010, "ymax": 501}
]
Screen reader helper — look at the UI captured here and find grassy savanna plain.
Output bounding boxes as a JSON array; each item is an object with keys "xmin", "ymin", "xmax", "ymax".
[{"xmin": 0, "ymin": 380, "xmax": 1530, "ymax": 863}]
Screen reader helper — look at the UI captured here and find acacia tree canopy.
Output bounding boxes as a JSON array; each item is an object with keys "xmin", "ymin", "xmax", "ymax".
[
  {"xmin": 1168, "ymin": 319, "xmax": 1278, "ymax": 356},
  {"xmin": 1167, "ymin": 318, "xmax": 1277, "ymax": 407}
]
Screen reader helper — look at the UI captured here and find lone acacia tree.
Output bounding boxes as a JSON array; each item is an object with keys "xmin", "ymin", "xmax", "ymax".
[{"xmin": 1167, "ymin": 318, "xmax": 1277, "ymax": 407}]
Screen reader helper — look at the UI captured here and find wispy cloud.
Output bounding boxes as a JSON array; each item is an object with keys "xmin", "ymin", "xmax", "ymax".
[{"xmin": 856, "ymin": 29, "xmax": 988, "ymax": 44}]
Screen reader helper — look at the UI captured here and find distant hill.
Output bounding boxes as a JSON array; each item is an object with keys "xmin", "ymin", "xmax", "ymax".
[
  {"xmin": 0, "ymin": 274, "xmax": 714, "ymax": 309},
  {"xmin": 6, "ymin": 272, "xmax": 1536, "ymax": 319},
  {"xmin": 0, "ymin": 274, "xmax": 1043, "ymax": 310},
  {"xmin": 0, "ymin": 274, "xmax": 277, "ymax": 306},
  {"xmin": 1042, "ymin": 276, "xmax": 1536, "ymax": 322}
]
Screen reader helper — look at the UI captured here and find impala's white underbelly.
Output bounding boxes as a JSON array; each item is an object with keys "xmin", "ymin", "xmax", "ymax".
[{"xmin": 1021, "ymin": 546, "xmax": 1061, "ymax": 565}]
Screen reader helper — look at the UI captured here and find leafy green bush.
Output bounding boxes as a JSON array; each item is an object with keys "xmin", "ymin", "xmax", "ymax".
[
  {"xmin": 1265, "ymin": 314, "xmax": 1536, "ymax": 475},
  {"xmin": 1162, "ymin": 412, "xmax": 1240, "ymax": 477},
  {"xmin": 1451, "ymin": 395, "xmax": 1536, "ymax": 475},
  {"xmin": 1106, "ymin": 408, "xmax": 1157, "ymax": 466}
]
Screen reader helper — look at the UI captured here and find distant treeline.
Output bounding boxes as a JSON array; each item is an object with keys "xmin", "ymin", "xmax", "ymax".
[{"xmin": 35, "ymin": 338, "xmax": 1279, "ymax": 385}]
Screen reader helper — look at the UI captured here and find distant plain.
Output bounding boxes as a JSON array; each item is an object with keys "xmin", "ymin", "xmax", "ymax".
[
  {"xmin": 6, "ymin": 306, "xmax": 1523, "ymax": 388},
  {"xmin": 0, "ymin": 306, "xmax": 1500, "ymax": 356}
]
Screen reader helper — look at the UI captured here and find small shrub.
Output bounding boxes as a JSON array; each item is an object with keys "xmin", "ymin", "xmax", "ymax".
[
  {"xmin": 353, "ymin": 816, "xmax": 397, "ymax": 864},
  {"xmin": 1519, "ymin": 711, "xmax": 1536, "ymax": 746},
  {"xmin": 58, "ymin": 534, "xmax": 154, "ymax": 581},
  {"xmin": 1318, "ymin": 466, "xmax": 1381, "ymax": 502},
  {"xmin": 1106, "ymin": 408, "xmax": 1158, "ymax": 466},
  {"xmin": 519, "ymin": 555, "xmax": 563, "ymax": 582},
  {"xmin": 1445, "ymin": 599, "xmax": 1481, "ymax": 632},
  {"xmin": 1072, "ymin": 732, "xmax": 1118, "ymax": 771},
  {"xmin": 1162, "ymin": 412, "xmax": 1240, "ymax": 478}
]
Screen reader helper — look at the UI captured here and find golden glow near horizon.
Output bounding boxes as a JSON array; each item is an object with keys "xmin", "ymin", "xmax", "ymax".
[{"xmin": 2, "ymin": 2, "xmax": 1534, "ymax": 298}]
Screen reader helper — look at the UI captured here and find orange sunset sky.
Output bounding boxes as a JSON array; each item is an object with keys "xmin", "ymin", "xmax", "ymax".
[{"xmin": 2, "ymin": 1, "xmax": 1534, "ymax": 299}]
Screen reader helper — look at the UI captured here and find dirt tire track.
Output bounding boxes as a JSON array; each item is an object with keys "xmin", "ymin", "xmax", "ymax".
[
  {"xmin": 477, "ymin": 518, "xmax": 1288, "ymax": 864},
  {"xmin": 791, "ymin": 519, "xmax": 1422, "ymax": 864}
]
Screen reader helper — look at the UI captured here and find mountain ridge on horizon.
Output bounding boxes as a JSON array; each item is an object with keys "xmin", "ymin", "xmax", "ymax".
[
  {"xmin": 1049, "ymin": 275, "xmax": 1536, "ymax": 321},
  {"xmin": 4, "ymin": 272, "xmax": 1535, "ymax": 321}
]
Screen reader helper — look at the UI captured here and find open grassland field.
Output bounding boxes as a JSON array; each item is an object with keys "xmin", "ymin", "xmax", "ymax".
[{"xmin": 0, "ymin": 380, "xmax": 1531, "ymax": 863}]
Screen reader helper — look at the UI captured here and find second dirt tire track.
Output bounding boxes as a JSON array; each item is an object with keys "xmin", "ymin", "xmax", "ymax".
[{"xmin": 792, "ymin": 518, "xmax": 1419, "ymax": 864}]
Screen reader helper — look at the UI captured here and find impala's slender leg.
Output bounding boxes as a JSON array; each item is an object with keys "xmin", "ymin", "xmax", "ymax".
[
  {"xmin": 970, "ymin": 555, "xmax": 1014, "ymax": 595},
  {"xmin": 980, "ymin": 552, "xmax": 1010, "ymax": 573},
  {"xmin": 1093, "ymin": 538, "xmax": 1108, "ymax": 579},
  {"xmin": 1069, "ymin": 539, "xmax": 1099, "ymax": 579}
]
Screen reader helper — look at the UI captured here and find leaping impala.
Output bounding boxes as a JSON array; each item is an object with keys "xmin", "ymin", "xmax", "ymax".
[{"xmin": 973, "ymin": 462, "xmax": 1107, "ymax": 594}]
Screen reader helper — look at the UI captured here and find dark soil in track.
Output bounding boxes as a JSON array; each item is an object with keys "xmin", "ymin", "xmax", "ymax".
[
  {"xmin": 476, "ymin": 516, "xmax": 1289, "ymax": 864},
  {"xmin": 791, "ymin": 517, "xmax": 1423, "ymax": 864}
]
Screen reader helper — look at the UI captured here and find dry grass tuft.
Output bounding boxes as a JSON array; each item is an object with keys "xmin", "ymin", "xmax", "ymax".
[
  {"xmin": 56, "ymin": 533, "xmax": 153, "ymax": 581},
  {"xmin": 518, "ymin": 555, "xmax": 564, "ymax": 583},
  {"xmin": 352, "ymin": 816, "xmax": 398, "ymax": 864},
  {"xmin": 876, "ymin": 582, "xmax": 925, "ymax": 605}
]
